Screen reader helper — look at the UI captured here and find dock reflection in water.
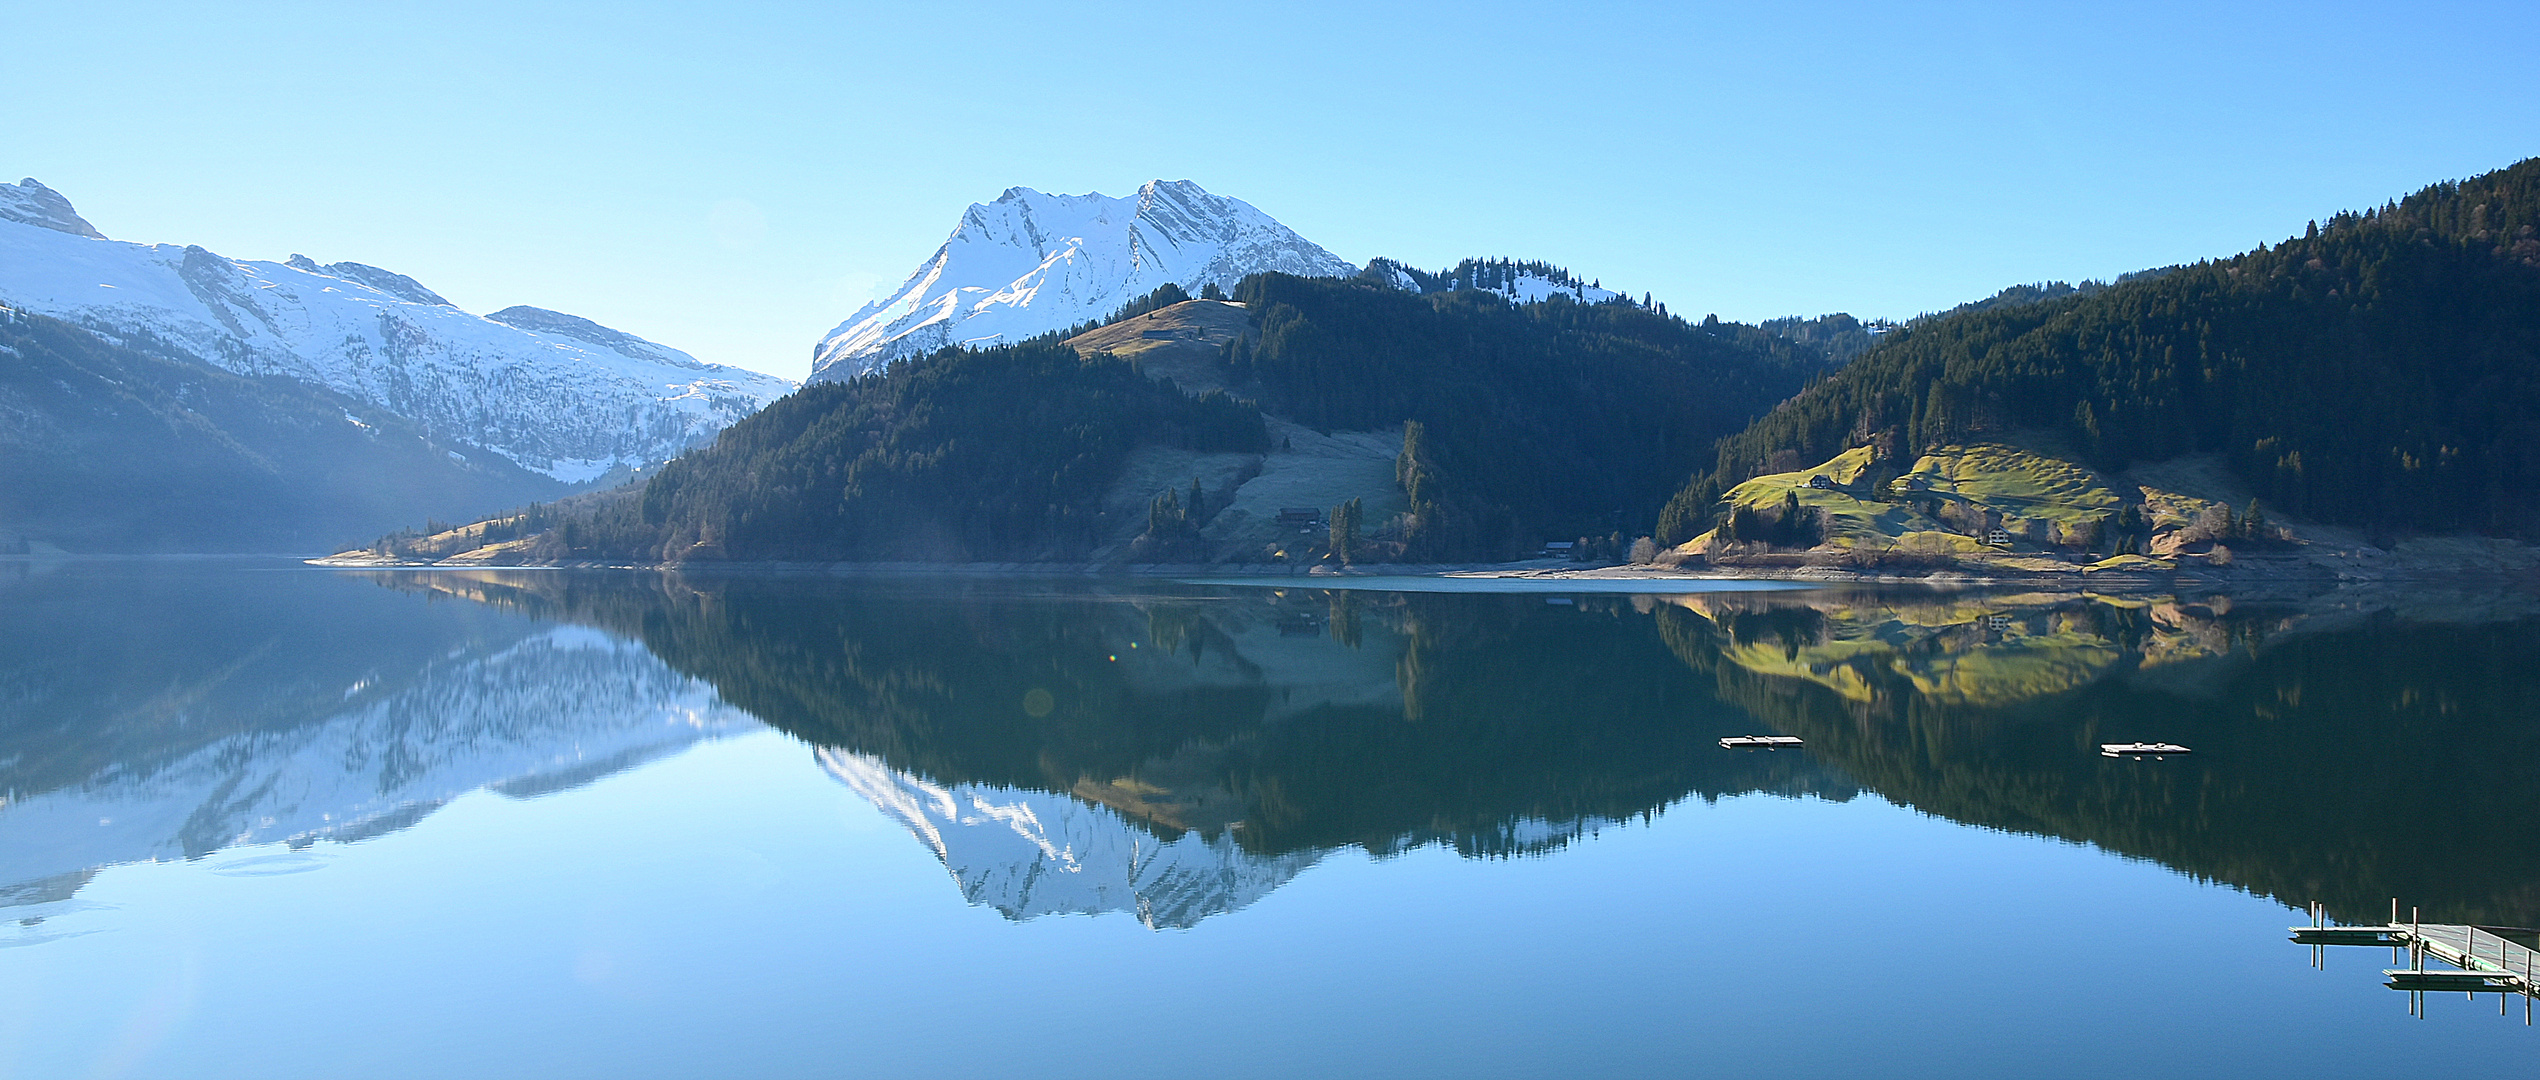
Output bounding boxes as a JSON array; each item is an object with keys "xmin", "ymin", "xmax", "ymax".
[{"xmin": 2295, "ymin": 904, "xmax": 2540, "ymax": 1021}]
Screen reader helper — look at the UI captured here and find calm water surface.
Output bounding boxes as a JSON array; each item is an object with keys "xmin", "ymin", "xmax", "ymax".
[{"xmin": 5, "ymin": 560, "xmax": 2539, "ymax": 1078}]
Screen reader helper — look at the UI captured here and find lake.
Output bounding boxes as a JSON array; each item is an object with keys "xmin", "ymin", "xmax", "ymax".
[{"xmin": 5, "ymin": 559, "xmax": 2539, "ymax": 1078}]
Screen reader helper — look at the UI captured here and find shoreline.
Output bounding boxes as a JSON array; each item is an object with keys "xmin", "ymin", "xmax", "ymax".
[
  {"xmin": 300, "ymin": 551, "xmax": 2540, "ymax": 593},
  {"xmin": 302, "ymin": 553, "xmax": 2158, "ymax": 581}
]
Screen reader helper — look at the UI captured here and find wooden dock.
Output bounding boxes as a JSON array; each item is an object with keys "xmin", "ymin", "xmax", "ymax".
[
  {"xmin": 2291, "ymin": 902, "xmax": 2540, "ymax": 1020},
  {"xmin": 2379, "ymin": 924, "xmax": 2540, "ymax": 991}
]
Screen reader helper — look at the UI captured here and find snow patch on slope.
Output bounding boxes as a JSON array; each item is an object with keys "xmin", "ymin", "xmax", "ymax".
[
  {"xmin": 811, "ymin": 180, "xmax": 1355, "ymax": 381},
  {"xmin": 1362, "ymin": 257, "xmax": 1623, "ymax": 306}
]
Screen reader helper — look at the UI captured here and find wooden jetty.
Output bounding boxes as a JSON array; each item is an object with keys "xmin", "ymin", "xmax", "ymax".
[
  {"xmin": 1719, "ymin": 735, "xmax": 1803, "ymax": 750},
  {"xmin": 2290, "ymin": 900, "xmax": 2540, "ymax": 1021}
]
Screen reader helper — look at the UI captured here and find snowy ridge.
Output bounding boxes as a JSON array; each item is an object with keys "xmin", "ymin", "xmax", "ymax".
[
  {"xmin": 0, "ymin": 625, "xmax": 758, "ymax": 909},
  {"xmin": 818, "ymin": 749, "xmax": 1319, "ymax": 929},
  {"xmin": 0, "ymin": 179, "xmax": 794, "ymax": 482},
  {"xmin": 811, "ymin": 180, "xmax": 1355, "ymax": 381},
  {"xmin": 1362, "ymin": 256, "xmax": 1622, "ymax": 305},
  {"xmin": 285, "ymin": 253, "xmax": 450, "ymax": 306}
]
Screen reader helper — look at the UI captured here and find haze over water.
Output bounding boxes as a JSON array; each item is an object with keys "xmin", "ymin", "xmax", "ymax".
[{"xmin": 5, "ymin": 561, "xmax": 2538, "ymax": 1078}]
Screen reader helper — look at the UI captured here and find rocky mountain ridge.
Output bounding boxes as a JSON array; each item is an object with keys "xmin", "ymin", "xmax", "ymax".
[{"xmin": 0, "ymin": 178, "xmax": 793, "ymax": 483}]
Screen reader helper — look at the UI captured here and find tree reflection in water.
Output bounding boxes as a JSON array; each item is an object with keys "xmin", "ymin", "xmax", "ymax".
[
  {"xmin": 10, "ymin": 564, "xmax": 2536, "ymax": 931},
  {"xmin": 394, "ymin": 571, "xmax": 2540, "ymax": 928}
]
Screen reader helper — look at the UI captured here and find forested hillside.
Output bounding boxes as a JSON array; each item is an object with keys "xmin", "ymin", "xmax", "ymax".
[
  {"xmin": 1659, "ymin": 157, "xmax": 2540, "ymax": 544},
  {"xmin": 534, "ymin": 339, "xmax": 1265, "ymax": 562},
  {"xmin": 1228, "ymin": 274, "xmax": 1833, "ymax": 557},
  {"xmin": 380, "ymin": 271, "xmax": 1837, "ymax": 565},
  {"xmin": 0, "ymin": 307, "xmax": 562, "ymax": 552}
]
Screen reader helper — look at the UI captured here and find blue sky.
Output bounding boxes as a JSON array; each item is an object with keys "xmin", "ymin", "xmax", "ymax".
[{"xmin": 12, "ymin": 0, "xmax": 2536, "ymax": 381}]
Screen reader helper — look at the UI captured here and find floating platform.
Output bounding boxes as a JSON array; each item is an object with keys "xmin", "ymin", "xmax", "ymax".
[
  {"xmin": 1720, "ymin": 735, "xmax": 1804, "ymax": 750},
  {"xmin": 2101, "ymin": 742, "xmax": 2191, "ymax": 757}
]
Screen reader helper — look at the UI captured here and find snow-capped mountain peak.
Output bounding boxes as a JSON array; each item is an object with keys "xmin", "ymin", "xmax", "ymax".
[
  {"xmin": 0, "ymin": 182, "xmax": 795, "ymax": 482},
  {"xmin": 810, "ymin": 179, "xmax": 1356, "ymax": 381},
  {"xmin": 0, "ymin": 178, "xmax": 103, "ymax": 239}
]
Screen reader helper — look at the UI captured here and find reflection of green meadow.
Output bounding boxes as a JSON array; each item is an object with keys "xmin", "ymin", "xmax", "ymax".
[
  {"xmin": 1659, "ymin": 588, "xmax": 2540, "ymax": 927},
  {"xmin": 1685, "ymin": 592, "xmax": 2173, "ymax": 706}
]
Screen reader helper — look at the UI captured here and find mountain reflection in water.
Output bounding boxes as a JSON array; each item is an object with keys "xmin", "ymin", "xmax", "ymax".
[
  {"xmin": 8, "ymin": 562, "xmax": 2540, "ymax": 934},
  {"xmin": 373, "ymin": 570, "xmax": 2540, "ymax": 929},
  {"xmin": 0, "ymin": 561, "xmax": 757, "ymax": 931},
  {"xmin": 384, "ymin": 571, "xmax": 1853, "ymax": 927}
]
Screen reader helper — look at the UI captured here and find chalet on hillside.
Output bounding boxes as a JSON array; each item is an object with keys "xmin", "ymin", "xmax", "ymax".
[
  {"xmin": 1984, "ymin": 528, "xmax": 2013, "ymax": 547},
  {"xmin": 1806, "ymin": 474, "xmax": 1836, "ymax": 490}
]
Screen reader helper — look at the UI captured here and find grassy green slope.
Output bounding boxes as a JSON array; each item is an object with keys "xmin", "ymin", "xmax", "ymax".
[{"xmin": 1688, "ymin": 441, "xmax": 2207, "ymax": 570}]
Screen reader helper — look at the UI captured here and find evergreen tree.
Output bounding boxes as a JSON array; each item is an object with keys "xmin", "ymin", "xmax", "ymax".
[
  {"xmin": 1149, "ymin": 489, "xmax": 1184, "ymax": 536},
  {"xmin": 1329, "ymin": 497, "xmax": 1362, "ymax": 564},
  {"xmin": 1774, "ymin": 491, "xmax": 1809, "ymax": 547}
]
